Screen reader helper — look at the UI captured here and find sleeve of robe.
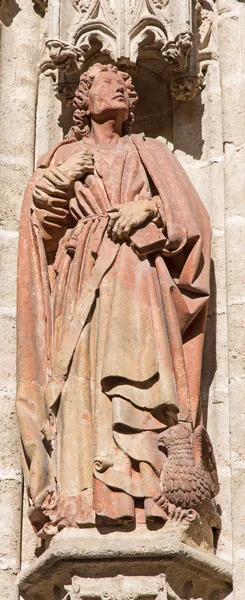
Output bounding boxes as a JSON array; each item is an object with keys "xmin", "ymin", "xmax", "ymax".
[
  {"xmin": 16, "ymin": 138, "xmax": 76, "ymax": 518},
  {"xmin": 132, "ymin": 135, "xmax": 211, "ymax": 426}
]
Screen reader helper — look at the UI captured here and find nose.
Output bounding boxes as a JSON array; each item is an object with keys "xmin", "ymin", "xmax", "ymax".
[{"xmin": 116, "ymin": 85, "xmax": 124, "ymax": 94}]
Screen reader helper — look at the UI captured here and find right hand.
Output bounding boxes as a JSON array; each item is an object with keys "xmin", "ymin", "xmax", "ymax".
[
  {"xmin": 58, "ymin": 150, "xmax": 94, "ymax": 182},
  {"xmin": 33, "ymin": 150, "xmax": 94, "ymax": 208}
]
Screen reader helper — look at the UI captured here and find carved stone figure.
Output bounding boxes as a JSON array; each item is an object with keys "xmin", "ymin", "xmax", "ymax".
[
  {"xmin": 17, "ymin": 63, "xmax": 214, "ymax": 538},
  {"xmin": 155, "ymin": 423, "xmax": 220, "ymax": 527}
]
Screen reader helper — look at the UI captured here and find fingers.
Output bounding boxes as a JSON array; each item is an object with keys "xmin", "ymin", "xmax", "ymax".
[
  {"xmin": 44, "ymin": 167, "xmax": 70, "ymax": 189},
  {"xmin": 36, "ymin": 180, "xmax": 68, "ymax": 198},
  {"xmin": 111, "ymin": 216, "xmax": 133, "ymax": 239},
  {"xmin": 33, "ymin": 186, "xmax": 69, "ymax": 209},
  {"xmin": 60, "ymin": 152, "xmax": 94, "ymax": 180},
  {"xmin": 107, "ymin": 207, "xmax": 121, "ymax": 235},
  {"xmin": 153, "ymin": 495, "xmax": 166, "ymax": 507},
  {"xmin": 32, "ymin": 187, "xmax": 50, "ymax": 208},
  {"xmin": 81, "ymin": 164, "xmax": 94, "ymax": 175}
]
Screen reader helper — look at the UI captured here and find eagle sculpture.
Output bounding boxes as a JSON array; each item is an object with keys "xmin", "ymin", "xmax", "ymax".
[{"xmin": 155, "ymin": 423, "xmax": 221, "ymax": 528}]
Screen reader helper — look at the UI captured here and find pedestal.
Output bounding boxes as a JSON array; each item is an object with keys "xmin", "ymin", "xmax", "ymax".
[{"xmin": 18, "ymin": 524, "xmax": 232, "ymax": 600}]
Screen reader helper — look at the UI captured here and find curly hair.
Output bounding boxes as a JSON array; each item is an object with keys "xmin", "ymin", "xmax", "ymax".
[{"xmin": 70, "ymin": 63, "xmax": 138, "ymax": 140}]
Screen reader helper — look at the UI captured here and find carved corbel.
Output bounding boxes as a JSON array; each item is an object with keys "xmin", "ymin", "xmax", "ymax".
[
  {"xmin": 40, "ymin": 29, "xmax": 117, "ymax": 105},
  {"xmin": 44, "ymin": 39, "xmax": 85, "ymax": 73},
  {"xmin": 168, "ymin": 1, "xmax": 217, "ymax": 101},
  {"xmin": 170, "ymin": 73, "xmax": 204, "ymax": 102},
  {"xmin": 39, "ymin": 39, "xmax": 86, "ymax": 104},
  {"xmin": 161, "ymin": 32, "xmax": 193, "ymax": 73}
]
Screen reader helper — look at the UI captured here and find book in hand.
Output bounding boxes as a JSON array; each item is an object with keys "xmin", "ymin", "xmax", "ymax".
[{"xmin": 130, "ymin": 221, "xmax": 167, "ymax": 255}]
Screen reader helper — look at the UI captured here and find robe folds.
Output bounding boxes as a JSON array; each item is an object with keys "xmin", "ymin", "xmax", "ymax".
[{"xmin": 17, "ymin": 133, "xmax": 211, "ymax": 536}]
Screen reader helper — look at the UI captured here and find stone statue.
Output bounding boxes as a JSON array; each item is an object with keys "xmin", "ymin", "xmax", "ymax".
[{"xmin": 17, "ymin": 63, "xmax": 216, "ymax": 538}]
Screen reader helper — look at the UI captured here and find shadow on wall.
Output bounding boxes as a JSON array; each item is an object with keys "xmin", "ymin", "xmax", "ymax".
[
  {"xmin": 132, "ymin": 65, "xmax": 173, "ymax": 143},
  {"xmin": 201, "ymin": 259, "xmax": 217, "ymax": 428},
  {"xmin": 0, "ymin": 0, "xmax": 20, "ymax": 26},
  {"xmin": 173, "ymin": 89, "xmax": 205, "ymax": 161}
]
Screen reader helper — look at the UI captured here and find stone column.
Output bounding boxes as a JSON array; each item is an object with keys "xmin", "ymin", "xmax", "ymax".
[{"xmin": 217, "ymin": 1, "xmax": 245, "ymax": 598}]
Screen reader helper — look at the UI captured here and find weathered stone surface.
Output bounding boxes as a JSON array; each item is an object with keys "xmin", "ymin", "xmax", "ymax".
[
  {"xmin": 0, "ymin": 480, "xmax": 22, "ymax": 560},
  {"xmin": 0, "ymin": 390, "xmax": 21, "ymax": 471},
  {"xmin": 0, "ymin": 233, "xmax": 18, "ymax": 307},
  {"xmin": 17, "ymin": 62, "xmax": 216, "ymax": 543},
  {"xmin": 0, "ymin": 480, "xmax": 22, "ymax": 597},
  {"xmin": 0, "ymin": 569, "xmax": 19, "ymax": 600},
  {"xmin": 18, "ymin": 528, "xmax": 232, "ymax": 600},
  {"xmin": 0, "ymin": 314, "xmax": 16, "ymax": 385},
  {"xmin": 1, "ymin": 0, "xmax": 245, "ymax": 599}
]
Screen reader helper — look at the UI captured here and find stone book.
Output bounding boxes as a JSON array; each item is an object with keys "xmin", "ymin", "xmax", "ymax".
[{"xmin": 130, "ymin": 220, "xmax": 167, "ymax": 254}]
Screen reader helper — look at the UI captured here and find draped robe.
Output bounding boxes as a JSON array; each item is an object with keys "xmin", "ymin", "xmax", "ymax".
[{"xmin": 17, "ymin": 133, "xmax": 211, "ymax": 536}]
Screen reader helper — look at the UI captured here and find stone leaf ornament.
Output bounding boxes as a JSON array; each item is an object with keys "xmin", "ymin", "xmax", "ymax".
[{"xmin": 170, "ymin": 74, "xmax": 204, "ymax": 102}]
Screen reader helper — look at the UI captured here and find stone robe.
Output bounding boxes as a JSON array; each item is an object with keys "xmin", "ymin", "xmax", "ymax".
[{"xmin": 17, "ymin": 134, "xmax": 211, "ymax": 536}]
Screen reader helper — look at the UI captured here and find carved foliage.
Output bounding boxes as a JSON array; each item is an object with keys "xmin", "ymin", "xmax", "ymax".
[
  {"xmin": 37, "ymin": 0, "xmax": 217, "ymax": 103},
  {"xmin": 170, "ymin": 74, "xmax": 204, "ymax": 102}
]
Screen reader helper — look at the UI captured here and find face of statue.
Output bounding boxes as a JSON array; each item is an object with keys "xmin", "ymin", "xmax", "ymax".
[{"xmin": 88, "ymin": 70, "xmax": 130, "ymax": 123}]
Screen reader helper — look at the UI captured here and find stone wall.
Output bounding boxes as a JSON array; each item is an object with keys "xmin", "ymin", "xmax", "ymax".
[{"xmin": 0, "ymin": 0, "xmax": 244, "ymax": 598}]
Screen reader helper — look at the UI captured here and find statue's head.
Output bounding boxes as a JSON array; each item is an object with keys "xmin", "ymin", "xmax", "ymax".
[{"xmin": 72, "ymin": 63, "xmax": 138, "ymax": 139}]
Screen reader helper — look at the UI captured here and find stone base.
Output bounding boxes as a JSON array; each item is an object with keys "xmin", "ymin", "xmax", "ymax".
[{"xmin": 18, "ymin": 526, "xmax": 232, "ymax": 600}]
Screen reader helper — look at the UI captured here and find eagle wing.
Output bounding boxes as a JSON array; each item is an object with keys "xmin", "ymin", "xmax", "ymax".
[{"xmin": 193, "ymin": 425, "xmax": 219, "ymax": 497}]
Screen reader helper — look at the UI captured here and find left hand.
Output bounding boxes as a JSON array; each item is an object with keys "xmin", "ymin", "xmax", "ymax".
[{"xmin": 107, "ymin": 198, "xmax": 157, "ymax": 242}]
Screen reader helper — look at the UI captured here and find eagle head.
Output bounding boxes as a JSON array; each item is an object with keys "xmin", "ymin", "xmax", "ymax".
[{"xmin": 158, "ymin": 423, "xmax": 191, "ymax": 456}]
